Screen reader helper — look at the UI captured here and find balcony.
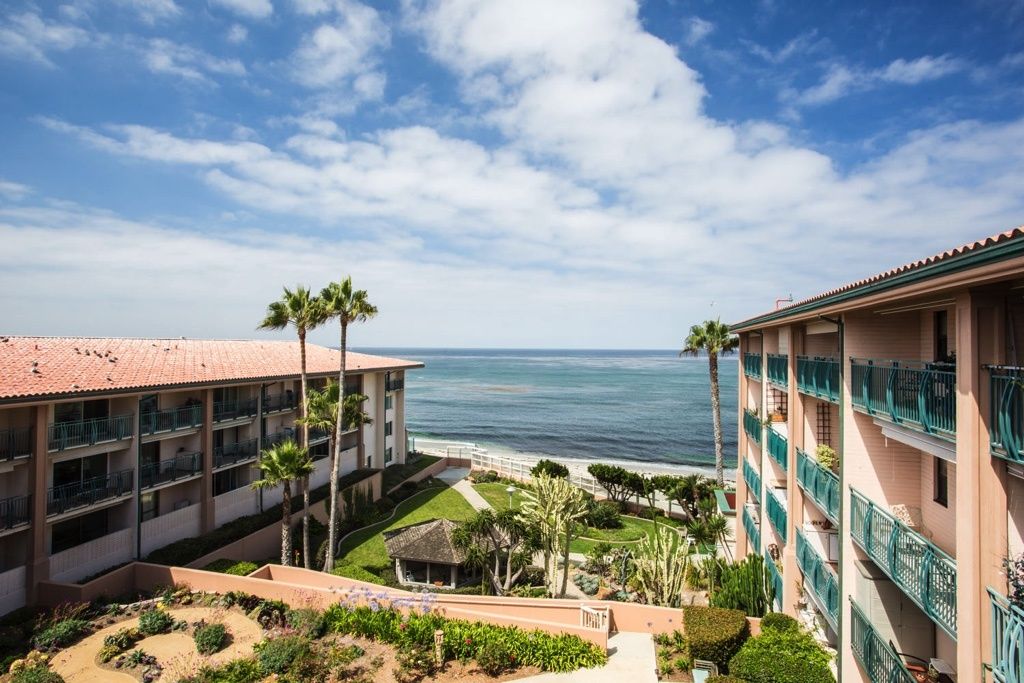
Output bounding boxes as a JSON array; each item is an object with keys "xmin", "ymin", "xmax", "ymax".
[
  {"xmin": 213, "ymin": 438, "xmax": 259, "ymax": 470},
  {"xmin": 140, "ymin": 404, "xmax": 203, "ymax": 437},
  {"xmin": 212, "ymin": 398, "xmax": 258, "ymax": 424},
  {"xmin": 765, "ymin": 551, "xmax": 782, "ymax": 611},
  {"xmin": 743, "ymin": 408, "xmax": 762, "ymax": 446},
  {"xmin": 385, "ymin": 377, "xmax": 405, "ymax": 392},
  {"xmin": 849, "ymin": 488, "xmax": 957, "ymax": 638},
  {"xmin": 743, "ymin": 353, "xmax": 762, "ymax": 380},
  {"xmin": 989, "ymin": 588, "xmax": 1024, "ymax": 683},
  {"xmin": 989, "ymin": 366, "xmax": 1024, "ymax": 464},
  {"xmin": 765, "ymin": 488, "xmax": 787, "ymax": 544},
  {"xmin": 767, "ymin": 426, "xmax": 788, "ymax": 472},
  {"xmin": 309, "ymin": 426, "xmax": 331, "ymax": 445},
  {"xmin": 850, "ymin": 600, "xmax": 917, "ymax": 683},
  {"xmin": 0, "ymin": 494, "xmax": 30, "ymax": 530},
  {"xmin": 140, "ymin": 451, "xmax": 202, "ymax": 489},
  {"xmin": 0, "ymin": 426, "xmax": 32, "ymax": 461},
  {"xmin": 743, "ymin": 459, "xmax": 761, "ymax": 503},
  {"xmin": 263, "ymin": 392, "xmax": 297, "ymax": 414},
  {"xmin": 795, "ymin": 529, "xmax": 839, "ymax": 631},
  {"xmin": 261, "ymin": 428, "xmax": 296, "ymax": 451},
  {"xmin": 850, "ymin": 358, "xmax": 956, "ymax": 440},
  {"xmin": 796, "ymin": 447, "xmax": 840, "ymax": 526},
  {"xmin": 743, "ymin": 506, "xmax": 760, "ymax": 552},
  {"xmin": 46, "ymin": 469, "xmax": 133, "ymax": 517},
  {"xmin": 796, "ymin": 356, "xmax": 840, "ymax": 404},
  {"xmin": 767, "ymin": 353, "xmax": 788, "ymax": 388},
  {"xmin": 47, "ymin": 414, "xmax": 134, "ymax": 452}
]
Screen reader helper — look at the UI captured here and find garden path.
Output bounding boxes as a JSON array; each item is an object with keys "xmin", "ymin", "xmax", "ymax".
[
  {"xmin": 517, "ymin": 631, "xmax": 657, "ymax": 683},
  {"xmin": 443, "ymin": 471, "xmax": 496, "ymax": 512}
]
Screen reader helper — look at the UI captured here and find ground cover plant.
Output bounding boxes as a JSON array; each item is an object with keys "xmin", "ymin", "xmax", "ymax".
[{"xmin": 201, "ymin": 560, "xmax": 259, "ymax": 576}]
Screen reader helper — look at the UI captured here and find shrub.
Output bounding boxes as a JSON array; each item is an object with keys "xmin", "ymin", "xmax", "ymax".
[
  {"xmin": 728, "ymin": 629, "xmax": 834, "ymax": 683},
  {"xmin": 177, "ymin": 657, "xmax": 261, "ymax": 683},
  {"xmin": 285, "ymin": 608, "xmax": 325, "ymax": 639},
  {"xmin": 707, "ymin": 677, "xmax": 746, "ymax": 683},
  {"xmin": 476, "ymin": 640, "xmax": 514, "ymax": 676},
  {"xmin": 138, "ymin": 609, "xmax": 174, "ymax": 635},
  {"xmin": 815, "ymin": 444, "xmax": 838, "ymax": 470},
  {"xmin": 394, "ymin": 644, "xmax": 437, "ymax": 683},
  {"xmin": 760, "ymin": 612, "xmax": 799, "ymax": 634},
  {"xmin": 531, "ymin": 459, "xmax": 569, "ymax": 479},
  {"xmin": 33, "ymin": 619, "xmax": 91, "ymax": 650},
  {"xmin": 471, "ymin": 470, "xmax": 499, "ymax": 484},
  {"xmin": 194, "ymin": 622, "xmax": 228, "ymax": 655},
  {"xmin": 103, "ymin": 627, "xmax": 142, "ymax": 651},
  {"xmin": 637, "ymin": 506, "xmax": 665, "ymax": 520},
  {"xmin": 583, "ymin": 542, "xmax": 614, "ymax": 575},
  {"xmin": 572, "ymin": 572, "xmax": 600, "ymax": 596},
  {"xmin": 9, "ymin": 665, "xmax": 65, "ymax": 683},
  {"xmin": 681, "ymin": 605, "xmax": 749, "ymax": 671},
  {"xmin": 202, "ymin": 559, "xmax": 259, "ymax": 576},
  {"xmin": 256, "ymin": 635, "xmax": 311, "ymax": 675},
  {"xmin": 585, "ymin": 500, "xmax": 622, "ymax": 530},
  {"xmin": 97, "ymin": 644, "xmax": 121, "ymax": 664}
]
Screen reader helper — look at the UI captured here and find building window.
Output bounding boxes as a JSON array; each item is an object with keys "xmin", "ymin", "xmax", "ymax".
[
  {"xmin": 385, "ymin": 421, "xmax": 393, "ymax": 437},
  {"xmin": 385, "ymin": 395, "xmax": 393, "ymax": 410},
  {"xmin": 140, "ymin": 491, "xmax": 159, "ymax": 522},
  {"xmin": 366, "ymin": 454, "xmax": 372, "ymax": 468},
  {"xmin": 934, "ymin": 457, "xmax": 948, "ymax": 507},
  {"xmin": 51, "ymin": 509, "xmax": 109, "ymax": 553},
  {"xmin": 935, "ymin": 310, "xmax": 950, "ymax": 362},
  {"xmin": 385, "ymin": 447, "xmax": 393, "ymax": 464}
]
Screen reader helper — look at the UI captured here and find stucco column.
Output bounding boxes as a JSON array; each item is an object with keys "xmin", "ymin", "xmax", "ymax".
[
  {"xmin": 27, "ymin": 404, "xmax": 49, "ymax": 603},
  {"xmin": 735, "ymin": 334, "xmax": 750, "ymax": 556},
  {"xmin": 200, "ymin": 389, "xmax": 215, "ymax": 533},
  {"xmin": 781, "ymin": 325, "xmax": 803, "ymax": 617}
]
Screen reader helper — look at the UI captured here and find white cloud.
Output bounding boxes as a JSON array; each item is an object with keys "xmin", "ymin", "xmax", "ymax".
[
  {"xmin": 683, "ymin": 17, "xmax": 713, "ymax": 46},
  {"xmin": 210, "ymin": 0, "xmax": 273, "ymax": 19},
  {"xmin": 113, "ymin": 0, "xmax": 182, "ymax": 24},
  {"xmin": 226, "ymin": 24, "xmax": 249, "ymax": 43},
  {"xmin": 0, "ymin": 12, "xmax": 91, "ymax": 66},
  {"xmin": 878, "ymin": 55, "xmax": 965, "ymax": 84},
  {"xmin": 792, "ymin": 54, "xmax": 967, "ymax": 106},
  {"xmin": 745, "ymin": 30, "xmax": 824, "ymax": 64},
  {"xmin": 0, "ymin": 180, "xmax": 31, "ymax": 200},
  {"xmin": 291, "ymin": 1, "xmax": 390, "ymax": 93},
  {"xmin": 138, "ymin": 38, "xmax": 247, "ymax": 83}
]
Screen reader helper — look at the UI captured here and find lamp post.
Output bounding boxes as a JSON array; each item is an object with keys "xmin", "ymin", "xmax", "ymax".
[{"xmin": 506, "ymin": 485, "xmax": 516, "ymax": 509}]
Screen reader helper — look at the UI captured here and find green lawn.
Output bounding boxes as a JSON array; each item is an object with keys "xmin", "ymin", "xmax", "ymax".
[
  {"xmin": 381, "ymin": 454, "xmax": 442, "ymax": 491},
  {"xmin": 335, "ymin": 485, "xmax": 477, "ymax": 577}
]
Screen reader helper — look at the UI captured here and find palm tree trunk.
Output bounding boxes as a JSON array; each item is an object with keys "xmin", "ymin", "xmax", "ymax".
[
  {"xmin": 281, "ymin": 481, "xmax": 293, "ymax": 566},
  {"xmin": 325, "ymin": 320, "xmax": 348, "ymax": 573},
  {"xmin": 299, "ymin": 328, "xmax": 311, "ymax": 569},
  {"xmin": 709, "ymin": 352, "xmax": 725, "ymax": 486}
]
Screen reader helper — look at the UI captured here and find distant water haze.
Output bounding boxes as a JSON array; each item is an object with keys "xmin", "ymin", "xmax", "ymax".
[{"xmin": 359, "ymin": 348, "xmax": 739, "ymax": 473}]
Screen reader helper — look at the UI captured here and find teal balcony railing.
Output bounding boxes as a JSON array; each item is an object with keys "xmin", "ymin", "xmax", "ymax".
[
  {"xmin": 0, "ymin": 426, "xmax": 32, "ymax": 461},
  {"xmin": 263, "ymin": 392, "xmax": 297, "ymax": 413},
  {"xmin": 850, "ymin": 358, "xmax": 956, "ymax": 440},
  {"xmin": 850, "ymin": 600, "xmax": 917, "ymax": 683},
  {"xmin": 990, "ymin": 367, "xmax": 1024, "ymax": 464},
  {"xmin": 261, "ymin": 428, "xmax": 296, "ymax": 451},
  {"xmin": 767, "ymin": 426, "xmax": 788, "ymax": 472},
  {"xmin": 213, "ymin": 438, "xmax": 259, "ymax": 469},
  {"xmin": 140, "ymin": 451, "xmax": 202, "ymax": 489},
  {"xmin": 46, "ymin": 469, "xmax": 133, "ymax": 517},
  {"xmin": 767, "ymin": 353, "xmax": 789, "ymax": 388},
  {"xmin": 140, "ymin": 404, "xmax": 203, "ymax": 437},
  {"xmin": 796, "ymin": 447, "xmax": 839, "ymax": 525},
  {"xmin": 309, "ymin": 427, "xmax": 331, "ymax": 444},
  {"xmin": 795, "ymin": 529, "xmax": 839, "ymax": 631},
  {"xmin": 0, "ymin": 494, "xmax": 30, "ymax": 529},
  {"xmin": 765, "ymin": 551, "xmax": 783, "ymax": 611},
  {"xmin": 743, "ymin": 459, "xmax": 761, "ymax": 503},
  {"xmin": 743, "ymin": 353, "xmax": 762, "ymax": 380},
  {"xmin": 797, "ymin": 356, "xmax": 841, "ymax": 403},
  {"xmin": 989, "ymin": 588, "xmax": 1024, "ymax": 683},
  {"xmin": 743, "ymin": 506, "xmax": 760, "ymax": 552},
  {"xmin": 849, "ymin": 488, "xmax": 957, "ymax": 637},
  {"xmin": 765, "ymin": 488, "xmax": 787, "ymax": 544},
  {"xmin": 47, "ymin": 414, "xmax": 134, "ymax": 452},
  {"xmin": 743, "ymin": 408, "xmax": 762, "ymax": 446},
  {"xmin": 212, "ymin": 397, "xmax": 258, "ymax": 423}
]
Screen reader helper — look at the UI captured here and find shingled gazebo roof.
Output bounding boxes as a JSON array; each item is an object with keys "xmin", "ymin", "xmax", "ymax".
[{"xmin": 383, "ymin": 518, "xmax": 467, "ymax": 565}]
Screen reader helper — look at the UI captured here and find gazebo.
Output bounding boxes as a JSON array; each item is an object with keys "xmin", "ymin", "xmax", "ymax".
[{"xmin": 383, "ymin": 518, "xmax": 476, "ymax": 588}]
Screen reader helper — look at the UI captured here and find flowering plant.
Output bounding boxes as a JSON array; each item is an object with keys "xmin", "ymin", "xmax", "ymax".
[{"xmin": 1006, "ymin": 552, "xmax": 1024, "ymax": 609}]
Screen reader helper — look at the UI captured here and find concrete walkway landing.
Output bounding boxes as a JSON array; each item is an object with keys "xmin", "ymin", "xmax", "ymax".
[
  {"xmin": 441, "ymin": 469, "xmax": 492, "ymax": 512},
  {"xmin": 519, "ymin": 631, "xmax": 657, "ymax": 683}
]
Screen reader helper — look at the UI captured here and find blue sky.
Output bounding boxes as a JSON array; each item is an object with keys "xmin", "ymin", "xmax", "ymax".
[{"xmin": 1, "ymin": 0, "xmax": 1023, "ymax": 349}]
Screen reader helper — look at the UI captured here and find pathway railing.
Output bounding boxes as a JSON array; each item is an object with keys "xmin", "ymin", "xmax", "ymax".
[
  {"xmin": 212, "ymin": 398, "xmax": 258, "ymax": 423},
  {"xmin": 215, "ymin": 438, "xmax": 260, "ymax": 469},
  {"xmin": 767, "ymin": 353, "xmax": 789, "ymax": 388},
  {"xmin": 797, "ymin": 356, "xmax": 840, "ymax": 403},
  {"xmin": 850, "ymin": 358, "xmax": 956, "ymax": 439},
  {"xmin": 989, "ymin": 587, "xmax": 1024, "ymax": 683},
  {"xmin": 765, "ymin": 551, "xmax": 782, "ymax": 611},
  {"xmin": 850, "ymin": 600, "xmax": 916, "ymax": 683},
  {"xmin": 795, "ymin": 529, "xmax": 839, "ymax": 630},
  {"xmin": 263, "ymin": 392, "xmax": 297, "ymax": 413},
  {"xmin": 796, "ymin": 447, "xmax": 839, "ymax": 525}
]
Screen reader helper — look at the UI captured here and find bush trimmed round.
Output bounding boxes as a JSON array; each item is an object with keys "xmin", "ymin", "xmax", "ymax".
[
  {"xmin": 193, "ymin": 622, "xmax": 228, "ymax": 655},
  {"xmin": 760, "ymin": 612, "xmax": 799, "ymax": 634},
  {"xmin": 680, "ymin": 605, "xmax": 749, "ymax": 671},
  {"xmin": 137, "ymin": 609, "xmax": 174, "ymax": 636},
  {"xmin": 728, "ymin": 629, "xmax": 834, "ymax": 683}
]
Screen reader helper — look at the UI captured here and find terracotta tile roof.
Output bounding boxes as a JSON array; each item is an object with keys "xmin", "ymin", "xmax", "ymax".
[
  {"xmin": 383, "ymin": 518, "xmax": 467, "ymax": 565},
  {"xmin": 732, "ymin": 226, "xmax": 1024, "ymax": 330},
  {"xmin": 0, "ymin": 337, "xmax": 423, "ymax": 401}
]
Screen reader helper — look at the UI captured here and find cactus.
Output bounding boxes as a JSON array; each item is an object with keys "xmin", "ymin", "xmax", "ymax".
[
  {"xmin": 632, "ymin": 524, "xmax": 691, "ymax": 607},
  {"xmin": 710, "ymin": 554, "xmax": 774, "ymax": 617}
]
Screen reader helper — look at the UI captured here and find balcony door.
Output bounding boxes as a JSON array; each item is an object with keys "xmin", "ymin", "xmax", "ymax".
[{"xmin": 53, "ymin": 453, "xmax": 107, "ymax": 488}]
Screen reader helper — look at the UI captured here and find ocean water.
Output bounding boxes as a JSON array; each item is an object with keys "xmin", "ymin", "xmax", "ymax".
[{"xmin": 360, "ymin": 348, "xmax": 738, "ymax": 470}]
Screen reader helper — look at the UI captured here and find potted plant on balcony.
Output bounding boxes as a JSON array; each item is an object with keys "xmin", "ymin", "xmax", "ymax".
[
  {"xmin": 815, "ymin": 445, "xmax": 838, "ymax": 471},
  {"xmin": 769, "ymin": 410, "xmax": 786, "ymax": 423},
  {"xmin": 1005, "ymin": 552, "xmax": 1024, "ymax": 609}
]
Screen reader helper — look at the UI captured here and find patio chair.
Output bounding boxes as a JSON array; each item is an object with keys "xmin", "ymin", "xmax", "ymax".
[{"xmin": 691, "ymin": 659, "xmax": 719, "ymax": 683}]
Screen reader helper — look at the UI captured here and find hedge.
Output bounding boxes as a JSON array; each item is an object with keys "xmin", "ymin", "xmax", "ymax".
[
  {"xmin": 202, "ymin": 559, "xmax": 259, "ymax": 576},
  {"xmin": 760, "ymin": 612, "xmax": 799, "ymax": 634},
  {"xmin": 728, "ymin": 629, "xmax": 834, "ymax": 683},
  {"xmin": 707, "ymin": 677, "xmax": 745, "ymax": 683},
  {"xmin": 681, "ymin": 605, "xmax": 749, "ymax": 671}
]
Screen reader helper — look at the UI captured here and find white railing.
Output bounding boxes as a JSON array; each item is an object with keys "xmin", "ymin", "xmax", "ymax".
[
  {"xmin": 470, "ymin": 451, "xmax": 607, "ymax": 497},
  {"xmin": 214, "ymin": 486, "xmax": 259, "ymax": 527},
  {"xmin": 140, "ymin": 503, "xmax": 201, "ymax": 556},
  {"xmin": 580, "ymin": 605, "xmax": 609, "ymax": 631},
  {"xmin": 0, "ymin": 566, "xmax": 25, "ymax": 616},
  {"xmin": 50, "ymin": 528, "xmax": 134, "ymax": 584}
]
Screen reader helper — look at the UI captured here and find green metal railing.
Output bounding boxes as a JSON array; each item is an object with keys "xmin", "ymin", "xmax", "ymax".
[
  {"xmin": 767, "ymin": 353, "xmax": 789, "ymax": 388},
  {"xmin": 261, "ymin": 428, "xmax": 296, "ymax": 451},
  {"xmin": 990, "ymin": 367, "xmax": 1024, "ymax": 463},
  {"xmin": 46, "ymin": 469, "xmax": 133, "ymax": 516},
  {"xmin": 743, "ymin": 353, "xmax": 762, "ymax": 379},
  {"xmin": 743, "ymin": 408, "xmax": 762, "ymax": 445},
  {"xmin": 0, "ymin": 494, "xmax": 30, "ymax": 529},
  {"xmin": 47, "ymin": 414, "xmax": 134, "ymax": 451},
  {"xmin": 309, "ymin": 427, "xmax": 331, "ymax": 444},
  {"xmin": 140, "ymin": 451, "xmax": 203, "ymax": 489},
  {"xmin": 797, "ymin": 356, "xmax": 840, "ymax": 403},
  {"xmin": 765, "ymin": 488, "xmax": 787, "ymax": 544},
  {"xmin": 212, "ymin": 397, "xmax": 258, "ymax": 423},
  {"xmin": 263, "ymin": 392, "xmax": 297, "ymax": 413},
  {"xmin": 0, "ymin": 426, "xmax": 32, "ymax": 461},
  {"xmin": 849, "ymin": 488, "xmax": 957, "ymax": 638},
  {"xmin": 213, "ymin": 438, "xmax": 259, "ymax": 469},
  {"xmin": 795, "ymin": 529, "xmax": 839, "ymax": 630},
  {"xmin": 850, "ymin": 358, "xmax": 956, "ymax": 440},
  {"xmin": 767, "ymin": 426, "xmax": 788, "ymax": 472},
  {"xmin": 765, "ymin": 551, "xmax": 783, "ymax": 611},
  {"xmin": 850, "ymin": 600, "xmax": 917, "ymax": 683},
  {"xmin": 743, "ymin": 506, "xmax": 760, "ymax": 552},
  {"xmin": 989, "ymin": 588, "xmax": 1024, "ymax": 683},
  {"xmin": 796, "ymin": 447, "xmax": 840, "ymax": 525},
  {"xmin": 743, "ymin": 459, "xmax": 761, "ymax": 503},
  {"xmin": 140, "ymin": 404, "xmax": 203, "ymax": 436}
]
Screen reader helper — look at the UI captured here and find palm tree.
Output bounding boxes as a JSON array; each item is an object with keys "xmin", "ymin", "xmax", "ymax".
[
  {"xmin": 681, "ymin": 319, "xmax": 739, "ymax": 486},
  {"xmin": 251, "ymin": 441, "xmax": 314, "ymax": 566},
  {"xmin": 319, "ymin": 277, "xmax": 378, "ymax": 573},
  {"xmin": 259, "ymin": 285, "xmax": 326, "ymax": 569}
]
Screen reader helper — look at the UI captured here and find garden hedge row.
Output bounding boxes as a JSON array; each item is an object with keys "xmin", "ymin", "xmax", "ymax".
[{"xmin": 681, "ymin": 605, "xmax": 749, "ymax": 671}]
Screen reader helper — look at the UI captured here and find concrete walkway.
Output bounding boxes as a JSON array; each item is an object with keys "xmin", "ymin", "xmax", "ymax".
[
  {"xmin": 518, "ymin": 632, "xmax": 657, "ymax": 683},
  {"xmin": 441, "ymin": 470, "xmax": 493, "ymax": 511}
]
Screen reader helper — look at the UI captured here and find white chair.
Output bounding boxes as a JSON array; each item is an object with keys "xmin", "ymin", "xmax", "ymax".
[{"xmin": 691, "ymin": 659, "xmax": 719, "ymax": 683}]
